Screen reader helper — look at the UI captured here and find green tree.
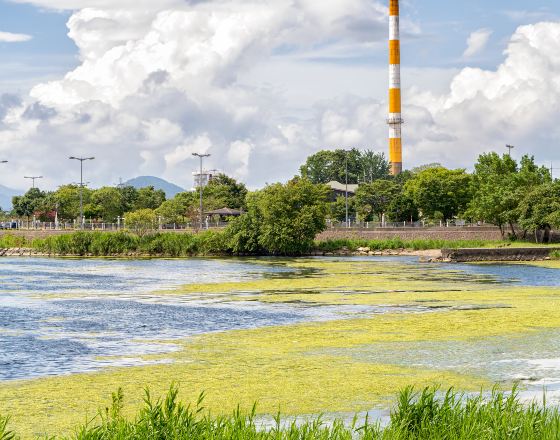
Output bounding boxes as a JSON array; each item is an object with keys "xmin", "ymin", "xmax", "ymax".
[
  {"xmin": 12, "ymin": 188, "xmax": 46, "ymax": 221},
  {"xmin": 386, "ymin": 192, "xmax": 419, "ymax": 223},
  {"xmin": 227, "ymin": 179, "xmax": 328, "ymax": 255},
  {"xmin": 134, "ymin": 186, "xmax": 166, "ymax": 210},
  {"xmin": 91, "ymin": 187, "xmax": 123, "ymax": 221},
  {"xmin": 328, "ymin": 196, "xmax": 356, "ymax": 223},
  {"xmin": 156, "ymin": 196, "xmax": 192, "ymax": 224},
  {"xmin": 203, "ymin": 174, "xmax": 248, "ymax": 210},
  {"xmin": 518, "ymin": 181, "xmax": 560, "ymax": 243},
  {"xmin": 125, "ymin": 209, "xmax": 157, "ymax": 236},
  {"xmin": 405, "ymin": 167, "xmax": 472, "ymax": 221},
  {"xmin": 53, "ymin": 185, "xmax": 92, "ymax": 221},
  {"xmin": 467, "ymin": 153, "xmax": 551, "ymax": 237},
  {"xmin": 360, "ymin": 150, "xmax": 391, "ymax": 183},
  {"xmin": 118, "ymin": 185, "xmax": 139, "ymax": 213},
  {"xmin": 300, "ymin": 148, "xmax": 363, "ymax": 184},
  {"xmin": 355, "ymin": 180, "xmax": 400, "ymax": 222}
]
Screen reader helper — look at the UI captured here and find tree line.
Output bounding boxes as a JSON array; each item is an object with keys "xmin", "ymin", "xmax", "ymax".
[{"xmin": 2, "ymin": 149, "xmax": 558, "ymax": 244}]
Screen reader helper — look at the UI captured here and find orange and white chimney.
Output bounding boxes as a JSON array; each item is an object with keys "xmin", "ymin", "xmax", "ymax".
[{"xmin": 388, "ymin": 0, "xmax": 403, "ymax": 175}]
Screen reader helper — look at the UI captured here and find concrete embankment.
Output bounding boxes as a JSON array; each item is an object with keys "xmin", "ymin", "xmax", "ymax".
[
  {"xmin": 441, "ymin": 247, "xmax": 558, "ymax": 262},
  {"xmin": 0, "ymin": 248, "xmax": 48, "ymax": 257}
]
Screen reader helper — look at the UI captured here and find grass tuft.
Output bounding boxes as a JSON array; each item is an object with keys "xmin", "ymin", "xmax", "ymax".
[{"xmin": 4, "ymin": 385, "xmax": 560, "ymax": 439}]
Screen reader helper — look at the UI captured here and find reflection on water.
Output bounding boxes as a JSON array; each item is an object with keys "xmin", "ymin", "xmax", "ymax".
[{"xmin": 2, "ymin": 256, "xmax": 560, "ymax": 385}]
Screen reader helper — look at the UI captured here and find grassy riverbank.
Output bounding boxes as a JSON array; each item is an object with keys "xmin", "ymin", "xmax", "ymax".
[
  {"xmin": 0, "ymin": 231, "xmax": 518, "ymax": 256},
  {"xmin": 2, "ymin": 385, "xmax": 559, "ymax": 439}
]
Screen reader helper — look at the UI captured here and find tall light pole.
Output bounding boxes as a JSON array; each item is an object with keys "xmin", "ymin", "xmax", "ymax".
[
  {"xmin": 69, "ymin": 156, "xmax": 95, "ymax": 227},
  {"xmin": 506, "ymin": 144, "xmax": 515, "ymax": 156},
  {"xmin": 550, "ymin": 163, "xmax": 559, "ymax": 180},
  {"xmin": 192, "ymin": 153, "xmax": 210, "ymax": 230},
  {"xmin": 0, "ymin": 160, "xmax": 7, "ymax": 164},
  {"xmin": 24, "ymin": 176, "xmax": 43, "ymax": 189},
  {"xmin": 345, "ymin": 152, "xmax": 349, "ymax": 228}
]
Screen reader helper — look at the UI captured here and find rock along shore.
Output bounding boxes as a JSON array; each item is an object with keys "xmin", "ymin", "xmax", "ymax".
[{"xmin": 0, "ymin": 247, "xmax": 557, "ymax": 262}]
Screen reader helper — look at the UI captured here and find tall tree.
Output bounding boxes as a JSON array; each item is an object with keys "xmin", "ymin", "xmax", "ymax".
[
  {"xmin": 405, "ymin": 167, "xmax": 472, "ymax": 221},
  {"xmin": 355, "ymin": 180, "xmax": 399, "ymax": 222},
  {"xmin": 300, "ymin": 148, "xmax": 364, "ymax": 184},
  {"xmin": 52, "ymin": 185, "xmax": 92, "ymax": 222},
  {"xmin": 203, "ymin": 174, "xmax": 248, "ymax": 209},
  {"xmin": 91, "ymin": 187, "xmax": 123, "ymax": 221},
  {"xmin": 467, "ymin": 153, "xmax": 550, "ymax": 237},
  {"xmin": 360, "ymin": 150, "xmax": 391, "ymax": 183},
  {"xmin": 227, "ymin": 179, "xmax": 328, "ymax": 255},
  {"xmin": 134, "ymin": 186, "xmax": 166, "ymax": 210},
  {"xmin": 518, "ymin": 181, "xmax": 560, "ymax": 242},
  {"xmin": 12, "ymin": 188, "xmax": 46, "ymax": 221}
]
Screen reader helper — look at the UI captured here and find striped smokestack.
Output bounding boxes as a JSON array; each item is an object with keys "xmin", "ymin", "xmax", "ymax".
[{"xmin": 388, "ymin": 0, "xmax": 403, "ymax": 175}]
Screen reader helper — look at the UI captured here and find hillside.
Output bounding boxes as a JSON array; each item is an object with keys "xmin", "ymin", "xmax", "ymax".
[
  {"xmin": 0, "ymin": 184, "xmax": 21, "ymax": 211},
  {"xmin": 123, "ymin": 176, "xmax": 184, "ymax": 198}
]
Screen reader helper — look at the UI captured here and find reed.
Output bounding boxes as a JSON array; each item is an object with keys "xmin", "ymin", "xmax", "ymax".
[{"xmin": 2, "ymin": 385, "xmax": 558, "ymax": 439}]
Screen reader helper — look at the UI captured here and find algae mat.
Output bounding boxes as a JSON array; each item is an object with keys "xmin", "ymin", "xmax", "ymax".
[{"xmin": 2, "ymin": 257, "xmax": 560, "ymax": 438}]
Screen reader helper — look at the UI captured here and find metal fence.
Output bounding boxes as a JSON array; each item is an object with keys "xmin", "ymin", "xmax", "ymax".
[
  {"xmin": 1, "ymin": 218, "xmax": 498, "ymax": 232},
  {"xmin": 0, "ymin": 220, "xmax": 231, "ymax": 231},
  {"xmin": 326, "ymin": 220, "xmax": 497, "ymax": 229}
]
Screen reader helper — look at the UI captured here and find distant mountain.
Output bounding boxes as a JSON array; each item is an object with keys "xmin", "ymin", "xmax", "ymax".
[
  {"xmin": 122, "ymin": 176, "xmax": 184, "ymax": 198},
  {"xmin": 0, "ymin": 184, "xmax": 21, "ymax": 211}
]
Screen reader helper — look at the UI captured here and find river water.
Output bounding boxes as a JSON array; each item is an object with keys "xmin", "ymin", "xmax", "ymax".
[{"xmin": 2, "ymin": 256, "xmax": 560, "ymax": 395}]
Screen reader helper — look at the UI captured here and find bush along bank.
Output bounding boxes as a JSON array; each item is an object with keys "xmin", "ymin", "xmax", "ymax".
[
  {"xmin": 0, "ymin": 231, "xmax": 510, "ymax": 257},
  {"xmin": 2, "ymin": 385, "xmax": 560, "ymax": 439}
]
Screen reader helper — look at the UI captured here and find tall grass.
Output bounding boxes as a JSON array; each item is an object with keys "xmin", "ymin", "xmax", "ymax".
[
  {"xmin": 315, "ymin": 238, "xmax": 493, "ymax": 252},
  {"xmin": 0, "ymin": 415, "xmax": 15, "ymax": 440},
  {"xmin": 1, "ymin": 232, "xmax": 503, "ymax": 257},
  {"xmin": 3, "ymin": 385, "xmax": 559, "ymax": 439},
  {"xmin": 0, "ymin": 234, "xmax": 30, "ymax": 249}
]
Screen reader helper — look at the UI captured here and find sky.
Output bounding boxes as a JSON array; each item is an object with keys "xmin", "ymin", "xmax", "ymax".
[{"xmin": 0, "ymin": 0, "xmax": 560, "ymax": 190}]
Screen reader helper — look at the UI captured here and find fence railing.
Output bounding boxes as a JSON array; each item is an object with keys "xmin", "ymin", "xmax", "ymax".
[
  {"xmin": 1, "ymin": 219, "xmax": 498, "ymax": 232},
  {"xmin": 0, "ymin": 220, "xmax": 231, "ymax": 231},
  {"xmin": 326, "ymin": 220, "xmax": 498, "ymax": 229}
]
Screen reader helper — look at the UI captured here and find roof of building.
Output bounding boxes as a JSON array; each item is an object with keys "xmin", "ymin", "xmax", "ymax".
[
  {"xmin": 205, "ymin": 207, "xmax": 243, "ymax": 216},
  {"xmin": 326, "ymin": 181, "xmax": 359, "ymax": 194}
]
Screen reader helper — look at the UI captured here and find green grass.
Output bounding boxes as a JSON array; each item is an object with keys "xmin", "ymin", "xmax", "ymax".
[
  {"xmin": 314, "ymin": 238, "xmax": 499, "ymax": 252},
  {"xmin": 0, "ymin": 232, "xmax": 542, "ymax": 257},
  {"xmin": 2, "ymin": 385, "xmax": 559, "ymax": 439}
]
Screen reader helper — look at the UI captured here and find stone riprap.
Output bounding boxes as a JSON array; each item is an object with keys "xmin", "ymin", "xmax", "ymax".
[{"xmin": 441, "ymin": 247, "xmax": 559, "ymax": 262}]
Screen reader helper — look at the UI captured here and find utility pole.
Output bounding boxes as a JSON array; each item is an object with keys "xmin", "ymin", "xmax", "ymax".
[
  {"xmin": 24, "ymin": 176, "xmax": 43, "ymax": 189},
  {"xmin": 345, "ymin": 152, "xmax": 349, "ymax": 228},
  {"xmin": 550, "ymin": 163, "xmax": 560, "ymax": 180},
  {"xmin": 192, "ymin": 153, "xmax": 211, "ymax": 230},
  {"xmin": 69, "ymin": 156, "xmax": 95, "ymax": 228},
  {"xmin": 506, "ymin": 144, "xmax": 515, "ymax": 156}
]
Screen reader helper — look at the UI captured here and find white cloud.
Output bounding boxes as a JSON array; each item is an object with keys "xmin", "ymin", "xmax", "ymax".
[
  {"xmin": 0, "ymin": 31, "xmax": 32, "ymax": 43},
  {"xmin": 463, "ymin": 28, "xmax": 493, "ymax": 58},
  {"xmin": 1, "ymin": 1, "xmax": 560, "ymax": 192}
]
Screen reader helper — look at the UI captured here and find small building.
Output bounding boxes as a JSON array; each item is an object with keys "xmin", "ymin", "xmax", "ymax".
[
  {"xmin": 205, "ymin": 207, "xmax": 243, "ymax": 218},
  {"xmin": 326, "ymin": 181, "xmax": 359, "ymax": 200}
]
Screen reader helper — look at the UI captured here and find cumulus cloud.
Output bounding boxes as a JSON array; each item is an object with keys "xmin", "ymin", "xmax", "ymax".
[
  {"xmin": 0, "ymin": 31, "xmax": 32, "ymax": 43},
  {"xmin": 463, "ymin": 28, "xmax": 493, "ymax": 58},
  {"xmin": 1, "ymin": 0, "xmax": 560, "ymax": 192}
]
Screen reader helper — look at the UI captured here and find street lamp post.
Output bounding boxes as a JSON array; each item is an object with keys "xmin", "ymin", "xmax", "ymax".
[
  {"xmin": 345, "ymin": 152, "xmax": 349, "ymax": 228},
  {"xmin": 506, "ymin": 144, "xmax": 515, "ymax": 156},
  {"xmin": 192, "ymin": 153, "xmax": 211, "ymax": 230},
  {"xmin": 550, "ymin": 163, "xmax": 560, "ymax": 180},
  {"xmin": 69, "ymin": 156, "xmax": 95, "ymax": 228},
  {"xmin": 24, "ymin": 176, "xmax": 43, "ymax": 189}
]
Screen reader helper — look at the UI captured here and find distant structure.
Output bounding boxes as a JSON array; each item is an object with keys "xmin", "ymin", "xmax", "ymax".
[
  {"xmin": 388, "ymin": 0, "xmax": 403, "ymax": 175},
  {"xmin": 192, "ymin": 170, "xmax": 217, "ymax": 189}
]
